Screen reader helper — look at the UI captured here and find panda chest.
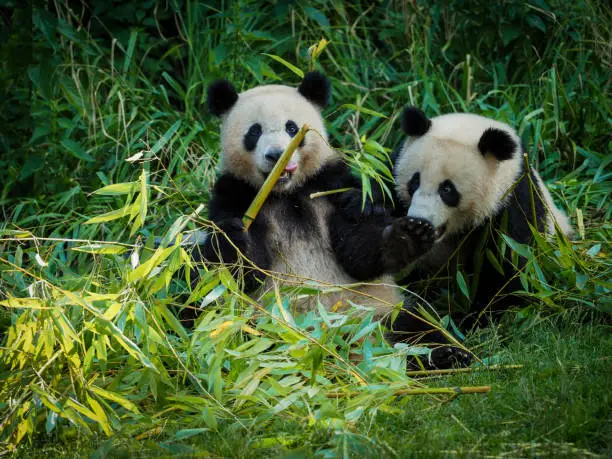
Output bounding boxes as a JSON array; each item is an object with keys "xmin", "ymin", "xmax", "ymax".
[{"xmin": 261, "ymin": 198, "xmax": 343, "ymax": 279}]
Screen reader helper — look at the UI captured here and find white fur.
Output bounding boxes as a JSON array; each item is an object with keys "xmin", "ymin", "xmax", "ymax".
[{"xmin": 395, "ymin": 113, "xmax": 572, "ymax": 240}]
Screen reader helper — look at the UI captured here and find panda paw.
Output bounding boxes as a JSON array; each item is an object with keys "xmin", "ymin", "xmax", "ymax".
[
  {"xmin": 427, "ymin": 346, "xmax": 473, "ymax": 370},
  {"xmin": 382, "ymin": 217, "xmax": 436, "ymax": 270},
  {"xmin": 205, "ymin": 218, "xmax": 250, "ymax": 263}
]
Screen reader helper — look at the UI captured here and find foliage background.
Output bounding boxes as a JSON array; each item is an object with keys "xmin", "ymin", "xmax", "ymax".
[{"xmin": 0, "ymin": 0, "xmax": 610, "ymax": 456}]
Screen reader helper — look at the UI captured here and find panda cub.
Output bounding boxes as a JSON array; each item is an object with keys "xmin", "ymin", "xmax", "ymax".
[
  {"xmin": 198, "ymin": 73, "xmax": 435, "ymax": 319},
  {"xmin": 392, "ymin": 106, "xmax": 573, "ymax": 317}
]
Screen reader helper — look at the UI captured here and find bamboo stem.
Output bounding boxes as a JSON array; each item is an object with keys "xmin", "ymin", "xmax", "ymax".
[
  {"xmin": 405, "ymin": 364, "xmax": 523, "ymax": 377},
  {"xmin": 309, "ymin": 187, "xmax": 352, "ymax": 199},
  {"xmin": 326, "ymin": 385, "xmax": 491, "ymax": 398},
  {"xmin": 242, "ymin": 124, "xmax": 310, "ymax": 230}
]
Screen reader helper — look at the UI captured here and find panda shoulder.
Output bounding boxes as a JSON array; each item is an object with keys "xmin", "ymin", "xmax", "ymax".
[
  {"xmin": 308, "ymin": 159, "xmax": 357, "ymax": 191},
  {"xmin": 210, "ymin": 173, "xmax": 257, "ymax": 211}
]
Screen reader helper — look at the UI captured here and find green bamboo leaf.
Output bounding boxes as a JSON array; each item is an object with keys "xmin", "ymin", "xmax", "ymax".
[
  {"xmin": 123, "ymin": 29, "xmax": 138, "ymax": 73},
  {"xmin": 341, "ymin": 104, "xmax": 388, "ymax": 118},
  {"xmin": 456, "ymin": 271, "xmax": 470, "ymax": 298},
  {"xmin": 90, "ymin": 386, "xmax": 140, "ymax": 413},
  {"xmin": 502, "ymin": 234, "xmax": 532, "ymax": 258},
  {"xmin": 175, "ymin": 428, "xmax": 209, "ymax": 440},
  {"xmin": 93, "ymin": 182, "xmax": 138, "ymax": 196},
  {"xmin": 72, "ymin": 244, "xmax": 128, "ymax": 255},
  {"xmin": 61, "ymin": 139, "xmax": 94, "ymax": 162},
  {"xmin": 485, "ymin": 248, "xmax": 505, "ymax": 275},
  {"xmin": 84, "ymin": 204, "xmax": 135, "ymax": 224},
  {"xmin": 262, "ymin": 54, "xmax": 304, "ymax": 78},
  {"xmin": 150, "ymin": 120, "xmax": 182, "ymax": 155}
]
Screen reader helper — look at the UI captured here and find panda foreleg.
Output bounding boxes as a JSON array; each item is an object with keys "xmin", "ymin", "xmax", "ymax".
[
  {"xmin": 386, "ymin": 300, "xmax": 473, "ymax": 369},
  {"xmin": 197, "ymin": 217, "xmax": 272, "ymax": 293},
  {"xmin": 330, "ymin": 212, "xmax": 436, "ymax": 280},
  {"xmin": 381, "ymin": 217, "xmax": 436, "ymax": 271}
]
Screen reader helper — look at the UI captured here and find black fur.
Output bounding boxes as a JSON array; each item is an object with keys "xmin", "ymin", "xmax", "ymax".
[
  {"xmin": 401, "ymin": 106, "xmax": 431, "ymax": 137},
  {"xmin": 407, "ymin": 172, "xmax": 420, "ymax": 196},
  {"xmin": 207, "ymin": 79, "xmax": 239, "ymax": 116},
  {"xmin": 478, "ymin": 127, "xmax": 516, "ymax": 161},
  {"xmin": 298, "ymin": 71, "xmax": 331, "ymax": 108},
  {"xmin": 243, "ymin": 123, "xmax": 262, "ymax": 151}
]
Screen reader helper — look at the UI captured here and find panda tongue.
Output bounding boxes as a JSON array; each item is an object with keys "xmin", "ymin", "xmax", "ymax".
[{"xmin": 284, "ymin": 161, "xmax": 298, "ymax": 173}]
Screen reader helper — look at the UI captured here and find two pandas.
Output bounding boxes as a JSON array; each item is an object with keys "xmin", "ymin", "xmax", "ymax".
[{"xmin": 197, "ymin": 72, "xmax": 572, "ymax": 368}]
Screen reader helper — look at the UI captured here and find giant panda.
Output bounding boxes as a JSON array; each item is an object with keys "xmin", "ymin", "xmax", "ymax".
[
  {"xmin": 198, "ymin": 74, "xmax": 433, "ymax": 319},
  {"xmin": 196, "ymin": 74, "xmax": 470, "ymax": 368},
  {"xmin": 391, "ymin": 106, "xmax": 573, "ymax": 322}
]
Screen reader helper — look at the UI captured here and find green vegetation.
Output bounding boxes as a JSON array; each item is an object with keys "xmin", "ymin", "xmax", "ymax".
[{"xmin": 1, "ymin": 0, "xmax": 610, "ymax": 456}]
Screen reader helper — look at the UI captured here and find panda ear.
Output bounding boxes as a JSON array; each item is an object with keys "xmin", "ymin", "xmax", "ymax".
[
  {"xmin": 478, "ymin": 128, "xmax": 516, "ymax": 161},
  {"xmin": 298, "ymin": 71, "xmax": 331, "ymax": 108},
  {"xmin": 401, "ymin": 106, "xmax": 431, "ymax": 136},
  {"xmin": 207, "ymin": 79, "xmax": 239, "ymax": 117}
]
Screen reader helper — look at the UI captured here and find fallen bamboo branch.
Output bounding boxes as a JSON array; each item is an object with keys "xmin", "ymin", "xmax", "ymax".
[
  {"xmin": 326, "ymin": 385, "xmax": 491, "ymax": 398},
  {"xmin": 309, "ymin": 187, "xmax": 352, "ymax": 199},
  {"xmin": 405, "ymin": 364, "xmax": 523, "ymax": 377},
  {"xmin": 242, "ymin": 124, "xmax": 310, "ymax": 230}
]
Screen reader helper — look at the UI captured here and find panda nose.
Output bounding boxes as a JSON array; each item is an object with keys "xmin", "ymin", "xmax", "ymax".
[{"xmin": 264, "ymin": 148, "xmax": 283, "ymax": 163}]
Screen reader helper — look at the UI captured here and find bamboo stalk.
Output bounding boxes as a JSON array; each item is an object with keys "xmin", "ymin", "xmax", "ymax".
[
  {"xmin": 326, "ymin": 385, "xmax": 491, "ymax": 398},
  {"xmin": 309, "ymin": 187, "xmax": 352, "ymax": 199},
  {"xmin": 242, "ymin": 124, "xmax": 310, "ymax": 230},
  {"xmin": 405, "ymin": 364, "xmax": 523, "ymax": 377}
]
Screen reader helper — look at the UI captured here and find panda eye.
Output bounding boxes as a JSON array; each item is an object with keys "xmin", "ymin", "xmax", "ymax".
[
  {"xmin": 407, "ymin": 172, "xmax": 420, "ymax": 196},
  {"xmin": 285, "ymin": 120, "xmax": 299, "ymax": 137},
  {"xmin": 243, "ymin": 123, "xmax": 263, "ymax": 152},
  {"xmin": 247, "ymin": 123, "xmax": 262, "ymax": 136},
  {"xmin": 438, "ymin": 180, "xmax": 460, "ymax": 207}
]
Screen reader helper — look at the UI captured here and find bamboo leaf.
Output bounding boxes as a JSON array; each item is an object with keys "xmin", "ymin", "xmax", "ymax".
[
  {"xmin": 90, "ymin": 386, "xmax": 140, "ymax": 414},
  {"xmin": 262, "ymin": 54, "xmax": 304, "ymax": 78},
  {"xmin": 72, "ymin": 244, "xmax": 128, "ymax": 255},
  {"xmin": 456, "ymin": 271, "xmax": 470, "ymax": 298},
  {"xmin": 341, "ymin": 104, "xmax": 388, "ymax": 118},
  {"xmin": 93, "ymin": 182, "xmax": 138, "ymax": 196}
]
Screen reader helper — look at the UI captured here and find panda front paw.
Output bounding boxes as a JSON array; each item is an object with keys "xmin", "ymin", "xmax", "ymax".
[
  {"xmin": 406, "ymin": 346, "xmax": 473, "ymax": 370},
  {"xmin": 205, "ymin": 218, "xmax": 250, "ymax": 263},
  {"xmin": 382, "ymin": 217, "xmax": 436, "ymax": 271},
  {"xmin": 428, "ymin": 346, "xmax": 473, "ymax": 369}
]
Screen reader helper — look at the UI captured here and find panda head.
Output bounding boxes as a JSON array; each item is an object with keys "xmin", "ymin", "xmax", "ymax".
[
  {"xmin": 207, "ymin": 72, "xmax": 333, "ymax": 192},
  {"xmin": 394, "ymin": 107, "xmax": 523, "ymax": 239}
]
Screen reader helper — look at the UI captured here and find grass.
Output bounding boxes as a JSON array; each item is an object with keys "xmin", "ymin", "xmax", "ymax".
[{"xmin": 1, "ymin": 0, "xmax": 611, "ymax": 456}]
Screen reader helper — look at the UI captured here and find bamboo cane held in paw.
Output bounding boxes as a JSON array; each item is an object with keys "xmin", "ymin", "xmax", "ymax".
[{"xmin": 242, "ymin": 124, "xmax": 310, "ymax": 231}]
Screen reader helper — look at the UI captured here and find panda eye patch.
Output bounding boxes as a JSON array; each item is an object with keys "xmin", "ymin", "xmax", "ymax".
[
  {"xmin": 285, "ymin": 120, "xmax": 299, "ymax": 137},
  {"xmin": 438, "ymin": 180, "xmax": 460, "ymax": 207},
  {"xmin": 243, "ymin": 123, "xmax": 263, "ymax": 152},
  {"xmin": 407, "ymin": 172, "xmax": 420, "ymax": 196}
]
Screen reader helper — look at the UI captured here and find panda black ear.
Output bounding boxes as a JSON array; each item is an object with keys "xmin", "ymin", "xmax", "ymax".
[
  {"xmin": 478, "ymin": 128, "xmax": 516, "ymax": 161},
  {"xmin": 207, "ymin": 79, "xmax": 239, "ymax": 117},
  {"xmin": 401, "ymin": 106, "xmax": 431, "ymax": 136},
  {"xmin": 298, "ymin": 71, "xmax": 331, "ymax": 108}
]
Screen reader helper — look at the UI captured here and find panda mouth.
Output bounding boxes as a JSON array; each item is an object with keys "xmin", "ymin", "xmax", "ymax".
[
  {"xmin": 435, "ymin": 223, "xmax": 448, "ymax": 240},
  {"xmin": 264, "ymin": 161, "xmax": 298, "ymax": 185}
]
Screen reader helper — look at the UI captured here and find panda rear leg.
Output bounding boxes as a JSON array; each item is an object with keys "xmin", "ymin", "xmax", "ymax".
[{"xmin": 385, "ymin": 301, "xmax": 473, "ymax": 369}]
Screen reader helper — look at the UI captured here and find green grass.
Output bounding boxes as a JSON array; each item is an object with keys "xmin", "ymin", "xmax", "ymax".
[{"xmin": 1, "ymin": 0, "xmax": 611, "ymax": 456}]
